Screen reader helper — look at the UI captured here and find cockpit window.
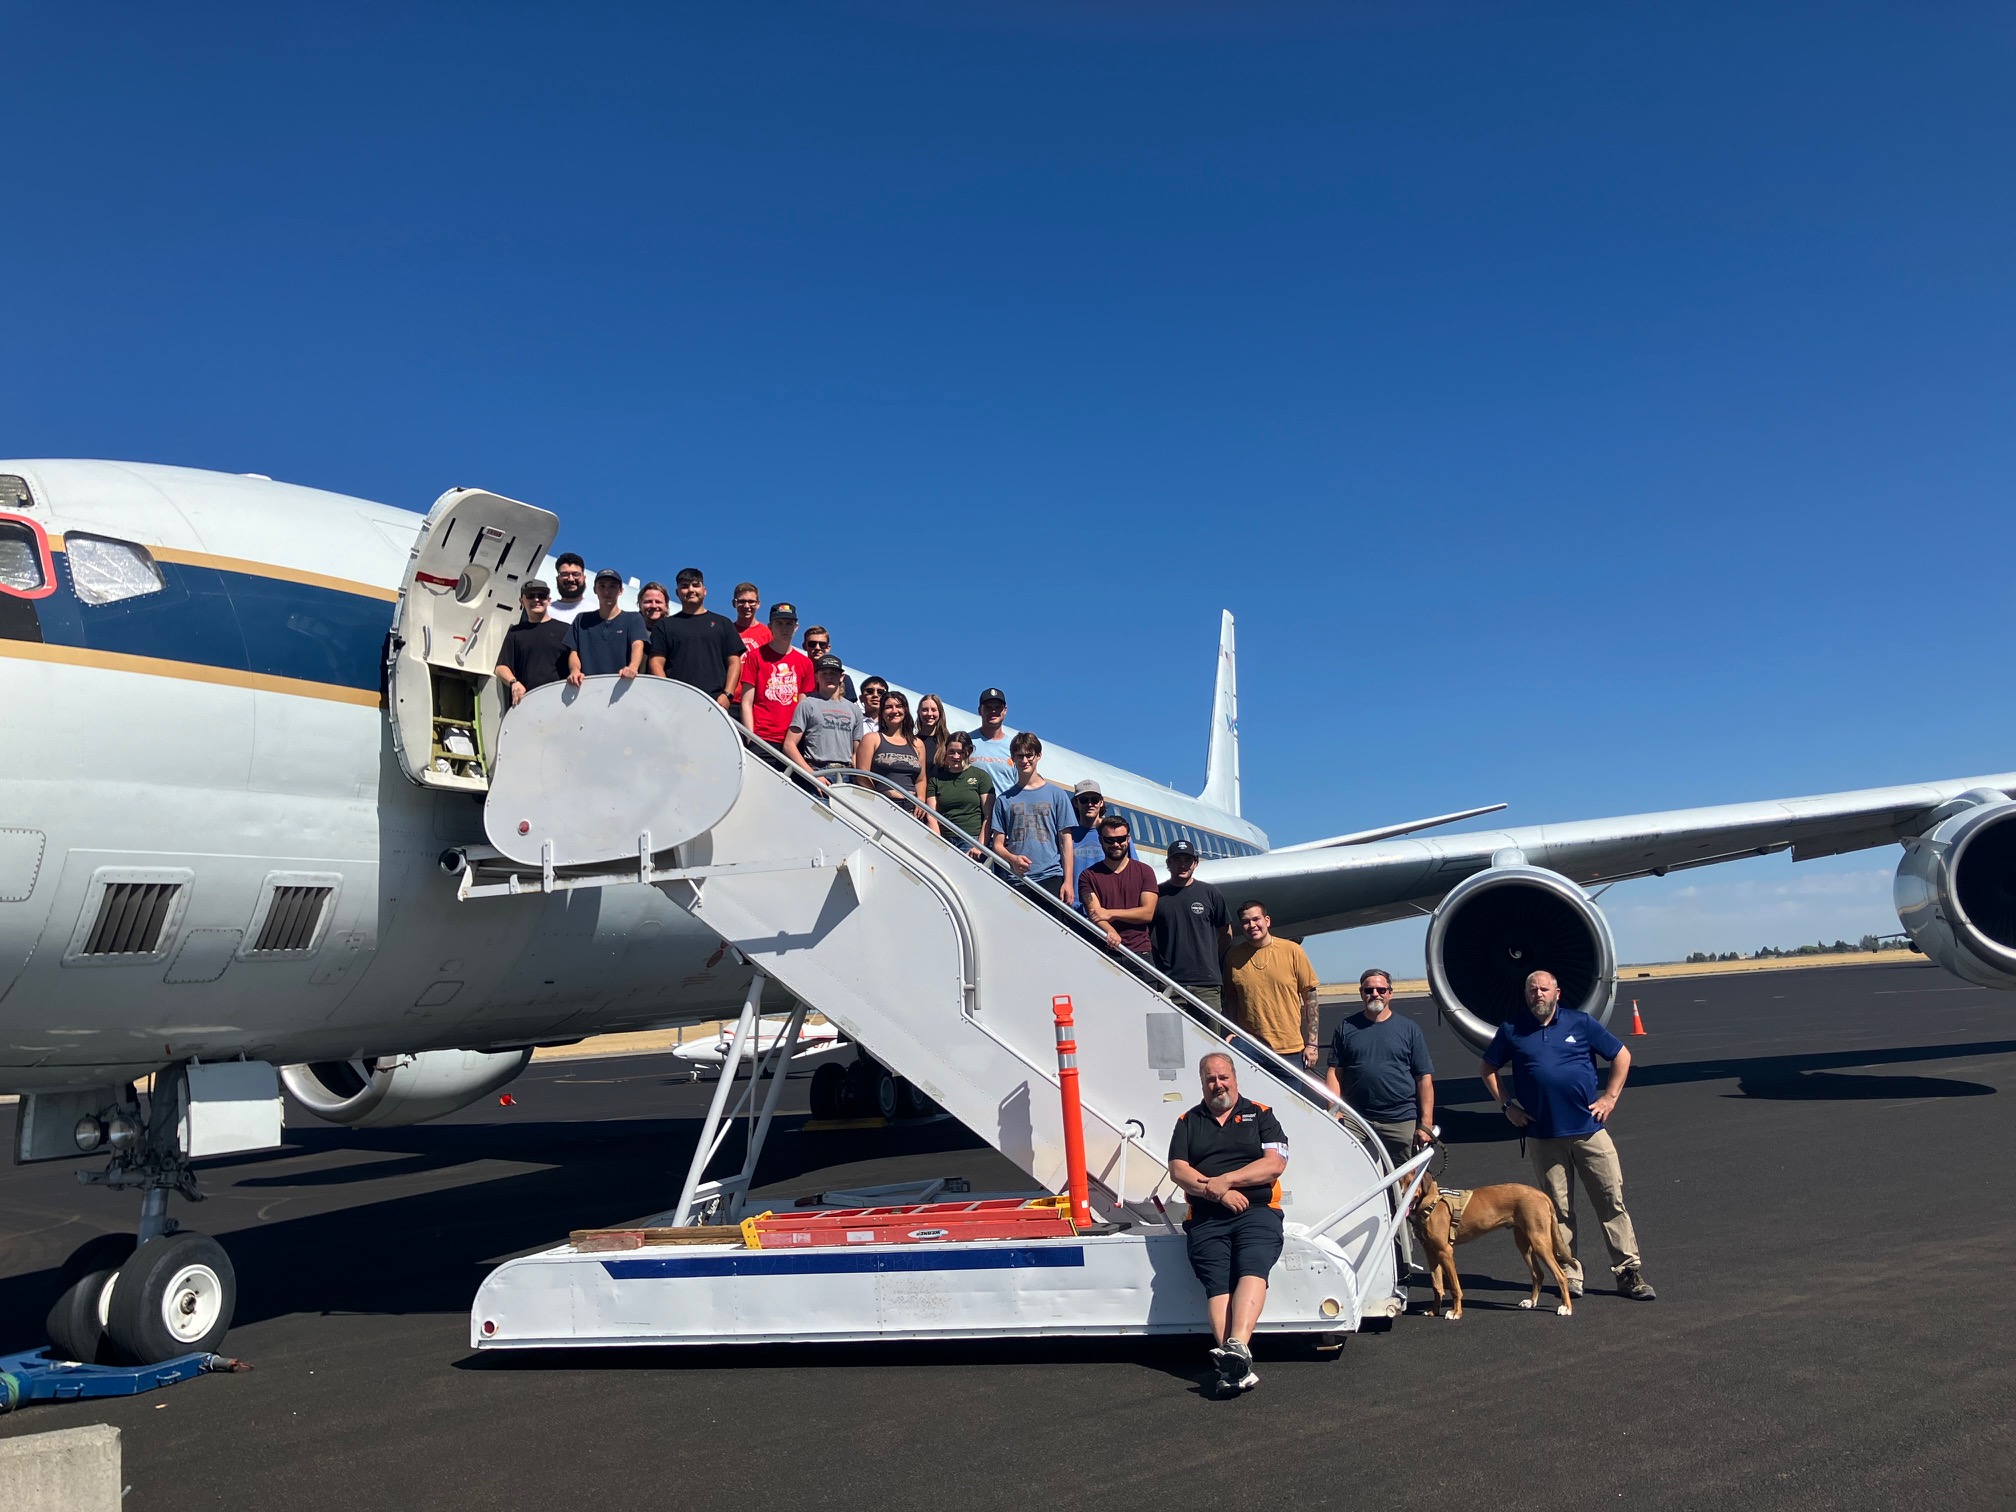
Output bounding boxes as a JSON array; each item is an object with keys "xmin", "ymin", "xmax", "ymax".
[
  {"xmin": 0, "ymin": 517, "xmax": 53, "ymax": 598},
  {"xmin": 0, "ymin": 476, "xmax": 33, "ymax": 512},
  {"xmin": 67, "ymin": 534, "xmax": 166, "ymax": 606}
]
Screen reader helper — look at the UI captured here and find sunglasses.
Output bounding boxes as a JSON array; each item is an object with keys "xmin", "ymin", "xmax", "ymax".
[
  {"xmin": 1102, "ymin": 834, "xmax": 1130, "ymax": 845},
  {"xmin": 1362, "ymin": 985, "xmax": 1392, "ymax": 996},
  {"xmin": 805, "ymin": 641, "xmax": 829, "ymax": 651}
]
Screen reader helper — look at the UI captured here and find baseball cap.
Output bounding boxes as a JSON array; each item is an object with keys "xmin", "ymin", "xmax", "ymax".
[
  {"xmin": 521, "ymin": 578, "xmax": 551, "ymax": 597},
  {"xmin": 1072, "ymin": 779, "xmax": 1103, "ymax": 798},
  {"xmin": 815, "ymin": 654, "xmax": 844, "ymax": 672},
  {"xmin": 769, "ymin": 601, "xmax": 799, "ymax": 621},
  {"xmin": 977, "ymin": 686, "xmax": 1006, "ymax": 705},
  {"xmin": 1166, "ymin": 838, "xmax": 1199, "ymax": 861},
  {"xmin": 593, "ymin": 567, "xmax": 622, "ymax": 584}
]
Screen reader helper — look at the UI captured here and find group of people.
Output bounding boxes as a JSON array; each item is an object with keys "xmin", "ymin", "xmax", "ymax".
[
  {"xmin": 494, "ymin": 560, "xmax": 1653, "ymax": 1394},
  {"xmin": 1175, "ymin": 964, "xmax": 1655, "ymax": 1393}
]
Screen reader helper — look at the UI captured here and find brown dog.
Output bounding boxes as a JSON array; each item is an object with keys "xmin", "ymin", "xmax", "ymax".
[{"xmin": 1405, "ymin": 1171, "xmax": 1573, "ymax": 1320}]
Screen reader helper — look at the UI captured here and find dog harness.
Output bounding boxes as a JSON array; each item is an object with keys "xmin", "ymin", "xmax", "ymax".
[{"xmin": 1415, "ymin": 1186, "xmax": 1473, "ymax": 1241}]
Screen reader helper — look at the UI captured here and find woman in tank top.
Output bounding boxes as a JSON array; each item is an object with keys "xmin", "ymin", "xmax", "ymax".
[
  {"xmin": 915, "ymin": 693, "xmax": 949, "ymax": 776},
  {"xmin": 855, "ymin": 688, "xmax": 928, "ymax": 813}
]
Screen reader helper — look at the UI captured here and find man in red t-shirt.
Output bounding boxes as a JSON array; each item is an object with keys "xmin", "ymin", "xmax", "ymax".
[
  {"xmin": 731, "ymin": 582, "xmax": 772, "ymax": 656},
  {"xmin": 738, "ymin": 601, "xmax": 814, "ymax": 745},
  {"xmin": 1081, "ymin": 815, "xmax": 1159, "ymax": 955}
]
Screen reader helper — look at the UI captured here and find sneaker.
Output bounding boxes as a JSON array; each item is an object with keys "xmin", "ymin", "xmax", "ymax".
[
  {"xmin": 1617, "ymin": 1267, "xmax": 1657, "ymax": 1301},
  {"xmin": 1221, "ymin": 1337, "xmax": 1259, "ymax": 1392}
]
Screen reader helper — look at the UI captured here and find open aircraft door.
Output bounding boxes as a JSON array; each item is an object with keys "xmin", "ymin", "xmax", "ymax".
[{"xmin": 387, "ymin": 487, "xmax": 558, "ymax": 792}]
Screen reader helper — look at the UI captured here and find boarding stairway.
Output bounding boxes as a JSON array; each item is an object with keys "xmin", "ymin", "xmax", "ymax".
[{"xmin": 457, "ymin": 676, "xmax": 1411, "ymax": 1288}]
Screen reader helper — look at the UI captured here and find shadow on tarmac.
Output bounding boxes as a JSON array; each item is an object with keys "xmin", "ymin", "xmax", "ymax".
[
  {"xmin": 1433, "ymin": 1035, "xmax": 2015, "ymax": 1137},
  {"xmin": 4, "ymin": 1035, "xmax": 2008, "ymax": 1351}
]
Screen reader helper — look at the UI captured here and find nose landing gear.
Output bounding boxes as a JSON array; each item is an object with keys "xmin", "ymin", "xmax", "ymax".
[{"xmin": 44, "ymin": 1069, "xmax": 240, "ymax": 1365}]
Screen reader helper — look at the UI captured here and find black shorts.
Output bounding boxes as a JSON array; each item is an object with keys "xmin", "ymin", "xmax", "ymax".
[{"xmin": 1184, "ymin": 1205, "xmax": 1285, "ymax": 1296}]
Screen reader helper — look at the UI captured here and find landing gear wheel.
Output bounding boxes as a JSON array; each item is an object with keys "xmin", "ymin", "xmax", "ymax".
[
  {"xmin": 45, "ymin": 1234, "xmax": 136, "ymax": 1364},
  {"xmin": 809, "ymin": 1061, "xmax": 846, "ymax": 1121},
  {"xmin": 863, "ymin": 1063, "xmax": 898, "ymax": 1120},
  {"xmin": 894, "ymin": 1078, "xmax": 931, "ymax": 1121},
  {"xmin": 106, "ymin": 1232, "xmax": 236, "ymax": 1363}
]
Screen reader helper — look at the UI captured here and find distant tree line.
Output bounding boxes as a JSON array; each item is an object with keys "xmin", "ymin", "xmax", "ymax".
[{"xmin": 1684, "ymin": 935, "xmax": 1918, "ymax": 964}]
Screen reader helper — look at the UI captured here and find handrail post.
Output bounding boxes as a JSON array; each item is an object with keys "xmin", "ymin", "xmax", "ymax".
[
  {"xmin": 673, "ymin": 969, "xmax": 764, "ymax": 1225},
  {"xmin": 1052, "ymin": 995, "xmax": 1092, "ymax": 1229}
]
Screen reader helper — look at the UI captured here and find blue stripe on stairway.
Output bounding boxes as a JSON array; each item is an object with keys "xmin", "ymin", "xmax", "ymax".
[{"xmin": 601, "ymin": 1245, "xmax": 1087, "ymax": 1279}]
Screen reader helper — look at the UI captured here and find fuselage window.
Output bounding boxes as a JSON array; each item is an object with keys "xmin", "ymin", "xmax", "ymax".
[
  {"xmin": 0, "ymin": 516, "xmax": 54, "ymax": 598},
  {"xmin": 66, "ymin": 534, "xmax": 166, "ymax": 606}
]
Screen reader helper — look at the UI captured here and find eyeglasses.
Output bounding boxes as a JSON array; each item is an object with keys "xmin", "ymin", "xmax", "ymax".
[{"xmin": 1362, "ymin": 985, "xmax": 1392, "ymax": 997}]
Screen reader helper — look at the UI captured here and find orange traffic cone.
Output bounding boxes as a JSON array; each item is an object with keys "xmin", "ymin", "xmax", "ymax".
[{"xmin": 1629, "ymin": 999, "xmax": 1647, "ymax": 1036}]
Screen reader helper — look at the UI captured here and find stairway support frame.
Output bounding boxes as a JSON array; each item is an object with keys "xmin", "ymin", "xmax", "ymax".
[{"xmin": 668, "ymin": 971, "xmax": 808, "ymax": 1227}]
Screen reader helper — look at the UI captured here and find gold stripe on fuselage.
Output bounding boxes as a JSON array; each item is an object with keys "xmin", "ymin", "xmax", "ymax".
[{"xmin": 0, "ymin": 639, "xmax": 384, "ymax": 708}]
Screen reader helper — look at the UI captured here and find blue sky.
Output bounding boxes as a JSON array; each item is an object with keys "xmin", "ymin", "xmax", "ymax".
[{"xmin": 6, "ymin": 5, "xmax": 2012, "ymax": 976}]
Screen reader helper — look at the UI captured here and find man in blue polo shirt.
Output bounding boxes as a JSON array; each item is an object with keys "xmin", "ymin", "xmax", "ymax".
[{"xmin": 1481, "ymin": 969, "xmax": 1654, "ymax": 1302}]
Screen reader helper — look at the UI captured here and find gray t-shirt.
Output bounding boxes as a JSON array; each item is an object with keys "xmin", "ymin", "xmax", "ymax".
[
  {"xmin": 1327, "ymin": 1010, "xmax": 1435, "ymax": 1126},
  {"xmin": 790, "ymin": 695, "xmax": 866, "ymax": 767}
]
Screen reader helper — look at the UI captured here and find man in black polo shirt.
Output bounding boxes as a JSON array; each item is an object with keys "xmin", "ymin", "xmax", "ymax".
[
  {"xmin": 646, "ymin": 567, "xmax": 745, "ymax": 709},
  {"xmin": 1168, "ymin": 1052, "xmax": 1289, "ymax": 1394}
]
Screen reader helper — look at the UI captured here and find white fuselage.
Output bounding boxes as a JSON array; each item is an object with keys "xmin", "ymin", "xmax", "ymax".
[{"xmin": 0, "ymin": 460, "xmax": 1265, "ymax": 1094}]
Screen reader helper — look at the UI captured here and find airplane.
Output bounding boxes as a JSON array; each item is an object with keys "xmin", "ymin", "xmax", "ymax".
[
  {"xmin": 669, "ymin": 1016, "xmax": 848, "ymax": 1081},
  {"xmin": 3, "ymin": 458, "xmax": 2012, "ymax": 1363}
]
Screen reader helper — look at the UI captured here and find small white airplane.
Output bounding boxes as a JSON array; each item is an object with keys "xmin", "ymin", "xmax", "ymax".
[
  {"xmin": 670, "ymin": 1016, "xmax": 847, "ymax": 1080},
  {"xmin": 3, "ymin": 458, "xmax": 2012, "ymax": 1364}
]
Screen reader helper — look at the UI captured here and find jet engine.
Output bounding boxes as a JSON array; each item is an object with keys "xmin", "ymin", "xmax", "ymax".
[
  {"xmin": 1425, "ymin": 862, "xmax": 1618, "ymax": 1054},
  {"xmin": 280, "ymin": 1047, "xmax": 533, "ymax": 1128},
  {"xmin": 1895, "ymin": 793, "xmax": 2016, "ymax": 990}
]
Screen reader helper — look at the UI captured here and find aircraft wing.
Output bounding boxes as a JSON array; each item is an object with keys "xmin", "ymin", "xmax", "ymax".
[{"xmin": 1201, "ymin": 770, "xmax": 2016, "ymax": 938}]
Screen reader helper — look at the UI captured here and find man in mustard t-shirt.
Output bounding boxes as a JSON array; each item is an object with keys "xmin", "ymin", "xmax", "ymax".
[{"xmin": 1223, "ymin": 901, "xmax": 1321, "ymax": 1069}]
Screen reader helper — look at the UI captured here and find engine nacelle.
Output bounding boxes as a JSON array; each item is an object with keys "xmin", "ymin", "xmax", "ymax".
[
  {"xmin": 280, "ymin": 1047, "xmax": 533, "ymax": 1128},
  {"xmin": 1426, "ymin": 863, "xmax": 1618, "ymax": 1054},
  {"xmin": 1895, "ymin": 795, "xmax": 2016, "ymax": 991}
]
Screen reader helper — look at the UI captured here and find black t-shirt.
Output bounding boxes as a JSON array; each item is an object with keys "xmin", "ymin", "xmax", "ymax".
[
  {"xmin": 1168, "ymin": 1096, "xmax": 1288, "ymax": 1222},
  {"xmin": 1150, "ymin": 878, "xmax": 1230, "ymax": 987},
  {"xmin": 649, "ymin": 610, "xmax": 745, "ymax": 697},
  {"xmin": 498, "ymin": 617, "xmax": 570, "ymax": 691}
]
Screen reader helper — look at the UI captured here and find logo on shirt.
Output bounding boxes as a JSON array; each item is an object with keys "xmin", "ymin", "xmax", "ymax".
[
  {"xmin": 762, "ymin": 661, "xmax": 802, "ymax": 702},
  {"xmin": 1566, "ymin": 1035, "xmax": 1578, "ymax": 1044}
]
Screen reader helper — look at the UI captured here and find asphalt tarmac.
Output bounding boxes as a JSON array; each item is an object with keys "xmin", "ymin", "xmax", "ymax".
[{"xmin": 5, "ymin": 958, "xmax": 2015, "ymax": 1511}]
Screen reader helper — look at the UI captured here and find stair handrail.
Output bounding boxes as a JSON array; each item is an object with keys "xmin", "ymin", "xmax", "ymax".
[{"xmin": 731, "ymin": 731, "xmax": 1392, "ymax": 1165}]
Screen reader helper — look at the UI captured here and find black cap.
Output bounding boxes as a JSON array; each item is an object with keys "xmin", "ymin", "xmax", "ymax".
[
  {"xmin": 770, "ymin": 601, "xmax": 799, "ymax": 621},
  {"xmin": 978, "ymin": 687, "xmax": 1006, "ymax": 705},
  {"xmin": 815, "ymin": 654, "xmax": 844, "ymax": 672},
  {"xmin": 594, "ymin": 567, "xmax": 622, "ymax": 584},
  {"xmin": 1166, "ymin": 839, "xmax": 1199, "ymax": 861},
  {"xmin": 521, "ymin": 578, "xmax": 551, "ymax": 597}
]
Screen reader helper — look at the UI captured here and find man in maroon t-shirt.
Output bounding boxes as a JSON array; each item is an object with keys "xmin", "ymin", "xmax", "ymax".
[
  {"xmin": 738, "ymin": 601, "xmax": 814, "ymax": 745},
  {"xmin": 1081, "ymin": 815, "xmax": 1159, "ymax": 955}
]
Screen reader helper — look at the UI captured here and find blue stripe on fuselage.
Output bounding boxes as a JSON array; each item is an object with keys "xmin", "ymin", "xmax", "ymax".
[{"xmin": 31, "ymin": 550, "xmax": 388, "ymax": 693}]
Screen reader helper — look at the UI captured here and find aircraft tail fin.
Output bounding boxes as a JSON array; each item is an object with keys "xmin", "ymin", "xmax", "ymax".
[{"xmin": 1199, "ymin": 610, "xmax": 1241, "ymax": 817}]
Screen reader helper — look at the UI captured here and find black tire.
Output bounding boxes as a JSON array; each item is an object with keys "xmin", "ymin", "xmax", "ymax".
[
  {"xmin": 106, "ymin": 1232, "xmax": 236, "ymax": 1364},
  {"xmin": 808, "ymin": 1062, "xmax": 846, "ymax": 1121},
  {"xmin": 44, "ymin": 1234, "xmax": 135, "ymax": 1363},
  {"xmin": 865, "ymin": 1063, "xmax": 898, "ymax": 1121},
  {"xmin": 894, "ymin": 1078, "xmax": 929, "ymax": 1121}
]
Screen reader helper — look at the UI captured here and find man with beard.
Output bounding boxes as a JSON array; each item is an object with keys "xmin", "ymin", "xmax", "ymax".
[{"xmin": 1167, "ymin": 1053, "xmax": 1288, "ymax": 1395}]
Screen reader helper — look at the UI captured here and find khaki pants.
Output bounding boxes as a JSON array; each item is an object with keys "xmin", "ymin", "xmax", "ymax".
[
  {"xmin": 1528, "ymin": 1128, "xmax": 1641, "ymax": 1282},
  {"xmin": 1369, "ymin": 1120, "xmax": 1424, "ymax": 1274}
]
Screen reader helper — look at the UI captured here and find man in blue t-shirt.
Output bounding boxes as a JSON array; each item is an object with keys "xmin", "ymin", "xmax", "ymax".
[
  {"xmin": 1481, "ymin": 969, "xmax": 1655, "ymax": 1302},
  {"xmin": 563, "ymin": 568, "xmax": 648, "ymax": 682},
  {"xmin": 988, "ymin": 731, "xmax": 1078, "ymax": 904}
]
